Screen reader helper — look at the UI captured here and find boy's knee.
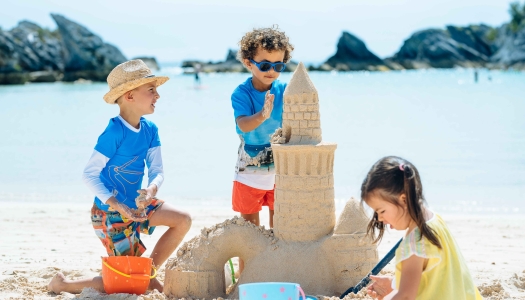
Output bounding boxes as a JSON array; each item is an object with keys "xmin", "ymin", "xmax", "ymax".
[{"xmin": 179, "ymin": 212, "xmax": 192, "ymax": 233}]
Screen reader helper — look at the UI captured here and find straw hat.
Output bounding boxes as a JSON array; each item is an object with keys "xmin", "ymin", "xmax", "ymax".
[{"xmin": 103, "ymin": 59, "xmax": 169, "ymax": 104}]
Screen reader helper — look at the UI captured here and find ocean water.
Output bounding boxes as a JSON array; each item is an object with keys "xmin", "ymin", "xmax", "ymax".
[{"xmin": 0, "ymin": 68, "xmax": 523, "ymax": 215}]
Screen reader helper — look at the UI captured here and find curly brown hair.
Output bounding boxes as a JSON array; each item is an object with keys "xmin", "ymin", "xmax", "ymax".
[{"xmin": 237, "ymin": 26, "xmax": 294, "ymax": 63}]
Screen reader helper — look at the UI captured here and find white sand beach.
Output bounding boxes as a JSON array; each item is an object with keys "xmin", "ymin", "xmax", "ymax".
[{"xmin": 1, "ymin": 201, "xmax": 524, "ymax": 299}]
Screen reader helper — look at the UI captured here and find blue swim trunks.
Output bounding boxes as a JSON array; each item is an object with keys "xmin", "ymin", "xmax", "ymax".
[{"xmin": 91, "ymin": 199, "xmax": 163, "ymax": 256}]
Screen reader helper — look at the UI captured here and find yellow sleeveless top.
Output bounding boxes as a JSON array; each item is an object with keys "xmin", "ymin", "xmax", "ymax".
[{"xmin": 395, "ymin": 213, "xmax": 482, "ymax": 299}]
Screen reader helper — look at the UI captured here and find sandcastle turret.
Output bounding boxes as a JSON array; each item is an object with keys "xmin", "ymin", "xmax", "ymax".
[
  {"xmin": 280, "ymin": 62, "xmax": 322, "ymax": 145},
  {"xmin": 272, "ymin": 62, "xmax": 336, "ymax": 242},
  {"xmin": 164, "ymin": 63, "xmax": 377, "ymax": 299}
]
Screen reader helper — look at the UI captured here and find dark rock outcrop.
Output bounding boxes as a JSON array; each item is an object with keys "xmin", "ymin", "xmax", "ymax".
[
  {"xmin": 133, "ymin": 56, "xmax": 159, "ymax": 70},
  {"xmin": 0, "ymin": 14, "xmax": 133, "ymax": 84},
  {"xmin": 182, "ymin": 49, "xmax": 245, "ymax": 73},
  {"xmin": 10, "ymin": 21, "xmax": 65, "ymax": 71},
  {"xmin": 446, "ymin": 25, "xmax": 495, "ymax": 57},
  {"xmin": 0, "ymin": 21, "xmax": 64, "ymax": 83},
  {"xmin": 3, "ymin": 8, "xmax": 525, "ymax": 83},
  {"xmin": 182, "ymin": 48, "xmax": 298, "ymax": 73},
  {"xmin": 324, "ymin": 31, "xmax": 390, "ymax": 71},
  {"xmin": 390, "ymin": 27, "xmax": 490, "ymax": 69},
  {"xmin": 51, "ymin": 14, "xmax": 126, "ymax": 81},
  {"xmin": 490, "ymin": 24, "xmax": 525, "ymax": 69},
  {"xmin": 225, "ymin": 49, "xmax": 237, "ymax": 62}
]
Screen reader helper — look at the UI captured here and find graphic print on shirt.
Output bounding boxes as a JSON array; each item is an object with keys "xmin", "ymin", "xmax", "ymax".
[
  {"xmin": 106, "ymin": 156, "xmax": 143, "ymax": 202},
  {"xmin": 235, "ymin": 135, "xmax": 274, "ymax": 174}
]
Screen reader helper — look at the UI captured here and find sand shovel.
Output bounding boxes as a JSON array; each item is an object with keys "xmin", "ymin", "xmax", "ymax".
[{"xmin": 340, "ymin": 238, "xmax": 402, "ymax": 298}]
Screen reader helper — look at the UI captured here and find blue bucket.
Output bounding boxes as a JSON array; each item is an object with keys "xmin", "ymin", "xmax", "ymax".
[{"xmin": 239, "ymin": 282, "xmax": 307, "ymax": 300}]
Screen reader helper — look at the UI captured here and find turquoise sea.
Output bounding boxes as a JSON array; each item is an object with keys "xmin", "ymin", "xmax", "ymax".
[{"xmin": 0, "ymin": 68, "xmax": 523, "ymax": 215}]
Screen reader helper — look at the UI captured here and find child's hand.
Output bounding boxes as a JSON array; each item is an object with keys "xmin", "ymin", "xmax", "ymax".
[
  {"xmin": 367, "ymin": 275, "xmax": 394, "ymax": 300},
  {"xmin": 136, "ymin": 185, "xmax": 157, "ymax": 209},
  {"xmin": 261, "ymin": 91, "xmax": 274, "ymax": 120},
  {"xmin": 112, "ymin": 200, "xmax": 148, "ymax": 222}
]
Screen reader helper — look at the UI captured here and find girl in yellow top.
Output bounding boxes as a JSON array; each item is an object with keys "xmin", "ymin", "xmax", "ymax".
[{"xmin": 361, "ymin": 156, "xmax": 482, "ymax": 300}]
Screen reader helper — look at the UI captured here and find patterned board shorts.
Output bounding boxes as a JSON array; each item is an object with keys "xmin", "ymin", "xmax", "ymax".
[{"xmin": 91, "ymin": 199, "xmax": 164, "ymax": 256}]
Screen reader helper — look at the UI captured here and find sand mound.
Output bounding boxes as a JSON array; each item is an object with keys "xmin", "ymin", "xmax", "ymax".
[
  {"xmin": 512, "ymin": 270, "xmax": 525, "ymax": 290},
  {"xmin": 478, "ymin": 280, "xmax": 510, "ymax": 300},
  {"xmin": 0, "ymin": 274, "xmax": 49, "ymax": 299}
]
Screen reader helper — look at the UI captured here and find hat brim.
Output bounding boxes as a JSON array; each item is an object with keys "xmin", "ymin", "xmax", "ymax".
[{"xmin": 103, "ymin": 76, "xmax": 170, "ymax": 104}]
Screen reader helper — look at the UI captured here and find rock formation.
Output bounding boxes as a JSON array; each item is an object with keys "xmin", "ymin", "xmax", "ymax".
[
  {"xmin": 0, "ymin": 14, "xmax": 128, "ymax": 84},
  {"xmin": 8, "ymin": 21, "xmax": 64, "ymax": 72},
  {"xmin": 51, "ymin": 14, "xmax": 126, "ymax": 81},
  {"xmin": 446, "ymin": 25, "xmax": 495, "ymax": 58},
  {"xmin": 182, "ymin": 49, "xmax": 245, "ymax": 73},
  {"xmin": 324, "ymin": 31, "xmax": 390, "ymax": 71},
  {"xmin": 3, "ymin": 4, "xmax": 524, "ymax": 85},
  {"xmin": 389, "ymin": 27, "xmax": 491, "ymax": 69},
  {"xmin": 182, "ymin": 49, "xmax": 298, "ymax": 73},
  {"xmin": 490, "ymin": 24, "xmax": 525, "ymax": 69},
  {"xmin": 133, "ymin": 56, "xmax": 160, "ymax": 71},
  {"xmin": 0, "ymin": 21, "xmax": 64, "ymax": 84},
  {"xmin": 164, "ymin": 63, "xmax": 377, "ymax": 299}
]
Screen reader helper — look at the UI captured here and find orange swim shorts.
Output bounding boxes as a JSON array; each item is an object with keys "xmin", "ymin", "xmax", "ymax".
[{"xmin": 232, "ymin": 181, "xmax": 274, "ymax": 214}]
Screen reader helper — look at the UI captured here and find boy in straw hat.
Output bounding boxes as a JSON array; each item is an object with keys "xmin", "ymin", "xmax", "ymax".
[{"xmin": 48, "ymin": 59, "xmax": 192, "ymax": 294}]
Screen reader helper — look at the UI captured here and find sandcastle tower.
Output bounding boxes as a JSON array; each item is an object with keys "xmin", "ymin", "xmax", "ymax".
[
  {"xmin": 272, "ymin": 62, "xmax": 335, "ymax": 242},
  {"xmin": 164, "ymin": 63, "xmax": 377, "ymax": 298}
]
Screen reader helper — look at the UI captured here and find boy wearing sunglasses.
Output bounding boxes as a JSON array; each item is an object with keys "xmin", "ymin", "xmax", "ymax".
[{"xmin": 230, "ymin": 26, "xmax": 294, "ymax": 253}]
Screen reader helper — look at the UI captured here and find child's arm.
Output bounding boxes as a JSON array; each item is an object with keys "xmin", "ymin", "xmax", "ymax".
[
  {"xmin": 83, "ymin": 150, "xmax": 147, "ymax": 222},
  {"xmin": 137, "ymin": 146, "xmax": 164, "ymax": 208},
  {"xmin": 236, "ymin": 91, "xmax": 274, "ymax": 132},
  {"xmin": 82, "ymin": 150, "xmax": 116, "ymax": 203},
  {"xmin": 387, "ymin": 255, "xmax": 425, "ymax": 300}
]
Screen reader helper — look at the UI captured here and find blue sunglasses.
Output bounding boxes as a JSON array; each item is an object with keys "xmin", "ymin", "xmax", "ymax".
[{"xmin": 250, "ymin": 59, "xmax": 286, "ymax": 72}]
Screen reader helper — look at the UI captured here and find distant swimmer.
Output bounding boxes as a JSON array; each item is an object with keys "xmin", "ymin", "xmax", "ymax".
[{"xmin": 194, "ymin": 63, "xmax": 202, "ymax": 86}]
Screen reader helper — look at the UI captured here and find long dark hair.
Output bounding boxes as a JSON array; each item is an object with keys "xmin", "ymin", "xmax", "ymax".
[{"xmin": 360, "ymin": 156, "xmax": 441, "ymax": 248}]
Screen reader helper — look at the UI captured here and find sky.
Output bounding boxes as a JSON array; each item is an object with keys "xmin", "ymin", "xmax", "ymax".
[{"xmin": 0, "ymin": 0, "xmax": 517, "ymax": 64}]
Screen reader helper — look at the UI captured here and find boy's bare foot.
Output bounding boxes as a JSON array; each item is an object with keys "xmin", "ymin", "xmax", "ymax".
[
  {"xmin": 48, "ymin": 272, "xmax": 66, "ymax": 294},
  {"xmin": 148, "ymin": 277, "xmax": 163, "ymax": 292}
]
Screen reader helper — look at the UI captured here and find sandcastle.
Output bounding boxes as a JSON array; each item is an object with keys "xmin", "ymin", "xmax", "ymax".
[{"xmin": 164, "ymin": 63, "xmax": 377, "ymax": 298}]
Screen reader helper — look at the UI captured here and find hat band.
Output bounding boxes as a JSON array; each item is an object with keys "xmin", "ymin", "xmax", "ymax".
[{"xmin": 144, "ymin": 74, "xmax": 155, "ymax": 78}]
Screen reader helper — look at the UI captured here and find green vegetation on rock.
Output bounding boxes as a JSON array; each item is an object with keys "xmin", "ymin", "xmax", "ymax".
[
  {"xmin": 509, "ymin": 1, "xmax": 525, "ymax": 32},
  {"xmin": 486, "ymin": 28, "xmax": 498, "ymax": 41}
]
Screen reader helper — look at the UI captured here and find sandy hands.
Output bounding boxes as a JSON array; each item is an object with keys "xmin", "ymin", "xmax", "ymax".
[
  {"xmin": 111, "ymin": 201, "xmax": 147, "ymax": 222},
  {"xmin": 134, "ymin": 189, "xmax": 156, "ymax": 219},
  {"xmin": 261, "ymin": 91, "xmax": 275, "ymax": 120},
  {"xmin": 136, "ymin": 189, "xmax": 154, "ymax": 209},
  {"xmin": 367, "ymin": 275, "xmax": 394, "ymax": 299}
]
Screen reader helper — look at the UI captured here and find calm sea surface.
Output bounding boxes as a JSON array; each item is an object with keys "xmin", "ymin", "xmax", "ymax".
[{"xmin": 0, "ymin": 68, "xmax": 523, "ymax": 214}]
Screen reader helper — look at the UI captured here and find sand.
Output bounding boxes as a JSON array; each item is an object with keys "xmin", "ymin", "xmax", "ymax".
[{"xmin": 1, "ymin": 201, "xmax": 524, "ymax": 299}]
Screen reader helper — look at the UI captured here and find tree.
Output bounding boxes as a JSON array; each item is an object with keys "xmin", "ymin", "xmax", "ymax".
[{"xmin": 509, "ymin": 1, "xmax": 525, "ymax": 32}]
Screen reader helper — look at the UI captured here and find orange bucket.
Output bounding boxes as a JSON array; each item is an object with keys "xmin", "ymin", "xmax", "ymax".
[{"xmin": 101, "ymin": 256, "xmax": 157, "ymax": 295}]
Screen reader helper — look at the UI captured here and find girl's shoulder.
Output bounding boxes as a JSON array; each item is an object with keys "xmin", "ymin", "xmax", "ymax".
[{"xmin": 396, "ymin": 213, "xmax": 444, "ymax": 271}]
